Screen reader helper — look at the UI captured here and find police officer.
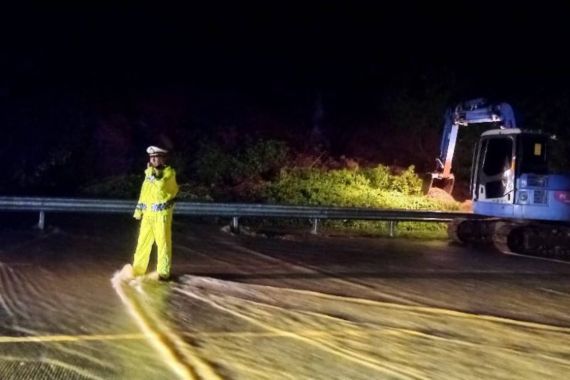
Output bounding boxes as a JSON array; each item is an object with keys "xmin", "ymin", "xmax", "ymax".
[{"xmin": 132, "ymin": 146, "xmax": 179, "ymax": 280}]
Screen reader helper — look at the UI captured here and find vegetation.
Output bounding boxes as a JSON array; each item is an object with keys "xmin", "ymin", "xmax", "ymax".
[
  {"xmin": 264, "ymin": 164, "xmax": 458, "ymax": 239},
  {"xmin": 81, "ymin": 174, "xmax": 143, "ymax": 199},
  {"xmin": 190, "ymin": 138, "xmax": 288, "ymax": 201},
  {"xmin": 78, "ymin": 139, "xmax": 459, "ymax": 239}
]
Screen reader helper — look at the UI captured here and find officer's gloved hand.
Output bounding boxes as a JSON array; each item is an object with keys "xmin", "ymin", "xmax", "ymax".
[
  {"xmin": 133, "ymin": 209, "xmax": 142, "ymax": 220},
  {"xmin": 145, "ymin": 166, "xmax": 156, "ymax": 182}
]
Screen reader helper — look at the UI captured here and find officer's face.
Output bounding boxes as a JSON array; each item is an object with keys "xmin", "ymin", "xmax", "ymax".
[{"xmin": 149, "ymin": 155, "xmax": 166, "ymax": 168}]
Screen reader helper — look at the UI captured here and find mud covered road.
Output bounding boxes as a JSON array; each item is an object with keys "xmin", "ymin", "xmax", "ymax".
[{"xmin": 1, "ymin": 214, "xmax": 569, "ymax": 379}]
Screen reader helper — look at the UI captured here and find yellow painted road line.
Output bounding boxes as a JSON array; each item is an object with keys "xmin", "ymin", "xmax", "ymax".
[
  {"xmin": 111, "ymin": 268, "xmax": 219, "ymax": 380},
  {"xmin": 4, "ymin": 323, "xmax": 569, "ymax": 370},
  {"xmin": 0, "ymin": 333, "xmax": 145, "ymax": 344}
]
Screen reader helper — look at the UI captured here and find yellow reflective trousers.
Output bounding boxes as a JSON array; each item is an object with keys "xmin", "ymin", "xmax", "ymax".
[
  {"xmin": 133, "ymin": 212, "xmax": 173, "ymax": 277},
  {"xmin": 132, "ymin": 165, "xmax": 178, "ymax": 278}
]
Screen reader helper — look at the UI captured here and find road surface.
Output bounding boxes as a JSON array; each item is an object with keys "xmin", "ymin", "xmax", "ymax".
[{"xmin": 1, "ymin": 213, "xmax": 569, "ymax": 379}]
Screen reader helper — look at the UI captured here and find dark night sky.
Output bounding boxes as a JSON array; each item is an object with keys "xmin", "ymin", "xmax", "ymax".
[{"xmin": 2, "ymin": 3, "xmax": 570, "ymax": 97}]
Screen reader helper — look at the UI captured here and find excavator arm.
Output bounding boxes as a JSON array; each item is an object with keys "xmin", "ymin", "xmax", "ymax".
[{"xmin": 427, "ymin": 98, "xmax": 517, "ymax": 194}]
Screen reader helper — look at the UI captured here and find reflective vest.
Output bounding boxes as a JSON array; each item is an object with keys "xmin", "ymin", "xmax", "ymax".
[{"xmin": 134, "ymin": 165, "xmax": 179, "ymax": 218}]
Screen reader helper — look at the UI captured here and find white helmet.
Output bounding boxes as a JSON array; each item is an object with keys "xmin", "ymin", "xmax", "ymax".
[{"xmin": 146, "ymin": 145, "xmax": 168, "ymax": 156}]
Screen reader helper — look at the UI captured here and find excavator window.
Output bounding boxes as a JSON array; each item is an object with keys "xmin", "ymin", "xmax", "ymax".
[
  {"xmin": 519, "ymin": 134, "xmax": 548, "ymax": 175},
  {"xmin": 546, "ymin": 137, "xmax": 568, "ymax": 174},
  {"xmin": 479, "ymin": 137, "xmax": 514, "ymax": 199},
  {"xmin": 482, "ymin": 138, "xmax": 513, "ymax": 177}
]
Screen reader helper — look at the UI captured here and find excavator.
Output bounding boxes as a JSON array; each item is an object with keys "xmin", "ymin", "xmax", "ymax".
[{"xmin": 427, "ymin": 98, "xmax": 570, "ymax": 258}]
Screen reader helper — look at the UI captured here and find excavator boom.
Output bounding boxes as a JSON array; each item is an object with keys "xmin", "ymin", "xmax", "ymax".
[{"xmin": 426, "ymin": 98, "xmax": 516, "ymax": 194}]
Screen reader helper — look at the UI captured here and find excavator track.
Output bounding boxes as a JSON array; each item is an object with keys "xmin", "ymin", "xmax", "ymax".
[
  {"xmin": 493, "ymin": 221, "xmax": 570, "ymax": 258},
  {"xmin": 448, "ymin": 218, "xmax": 497, "ymax": 245},
  {"xmin": 449, "ymin": 218, "xmax": 570, "ymax": 260}
]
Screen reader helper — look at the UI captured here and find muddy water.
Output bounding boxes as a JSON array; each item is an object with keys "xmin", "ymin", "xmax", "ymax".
[
  {"xmin": 1, "ymin": 214, "xmax": 570, "ymax": 379},
  {"xmin": 0, "ymin": 216, "xmax": 177, "ymax": 379}
]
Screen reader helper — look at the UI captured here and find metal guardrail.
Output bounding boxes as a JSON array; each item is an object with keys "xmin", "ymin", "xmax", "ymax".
[{"xmin": 0, "ymin": 196, "xmax": 478, "ymax": 235}]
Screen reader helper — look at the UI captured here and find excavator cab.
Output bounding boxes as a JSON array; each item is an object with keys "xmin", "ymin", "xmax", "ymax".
[
  {"xmin": 470, "ymin": 129, "xmax": 570, "ymax": 221},
  {"xmin": 470, "ymin": 129, "xmax": 517, "ymax": 204}
]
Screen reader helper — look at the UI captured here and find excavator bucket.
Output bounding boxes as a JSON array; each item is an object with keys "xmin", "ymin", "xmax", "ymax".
[{"xmin": 422, "ymin": 173, "xmax": 455, "ymax": 195}]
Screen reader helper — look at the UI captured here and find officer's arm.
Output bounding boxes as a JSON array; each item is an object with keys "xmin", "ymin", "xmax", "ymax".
[
  {"xmin": 133, "ymin": 173, "xmax": 147, "ymax": 220},
  {"xmin": 154, "ymin": 168, "xmax": 179, "ymax": 201}
]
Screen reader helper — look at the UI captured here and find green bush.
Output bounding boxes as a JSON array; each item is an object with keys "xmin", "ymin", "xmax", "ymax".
[
  {"xmin": 192, "ymin": 139, "xmax": 288, "ymax": 188},
  {"xmin": 265, "ymin": 166, "xmax": 456, "ymax": 210},
  {"xmin": 361, "ymin": 165, "xmax": 391, "ymax": 189},
  {"xmin": 264, "ymin": 165, "xmax": 459, "ymax": 238},
  {"xmin": 361, "ymin": 165, "xmax": 423, "ymax": 195},
  {"xmin": 176, "ymin": 183, "xmax": 215, "ymax": 202},
  {"xmin": 193, "ymin": 141, "xmax": 233, "ymax": 186},
  {"xmin": 80, "ymin": 174, "xmax": 142, "ymax": 199},
  {"xmin": 321, "ymin": 220, "xmax": 449, "ymax": 239},
  {"xmin": 235, "ymin": 140, "xmax": 289, "ymax": 180},
  {"xmin": 80, "ymin": 175, "xmax": 217, "ymax": 202}
]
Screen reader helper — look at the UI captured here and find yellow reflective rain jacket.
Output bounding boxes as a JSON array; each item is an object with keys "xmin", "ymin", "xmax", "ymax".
[{"xmin": 132, "ymin": 165, "xmax": 179, "ymax": 278}]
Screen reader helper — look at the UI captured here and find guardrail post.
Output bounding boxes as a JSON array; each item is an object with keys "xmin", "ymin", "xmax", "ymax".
[
  {"xmin": 230, "ymin": 216, "xmax": 240, "ymax": 234},
  {"xmin": 311, "ymin": 218, "xmax": 319, "ymax": 235},
  {"xmin": 389, "ymin": 221, "xmax": 395, "ymax": 237},
  {"xmin": 38, "ymin": 210, "xmax": 45, "ymax": 230}
]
